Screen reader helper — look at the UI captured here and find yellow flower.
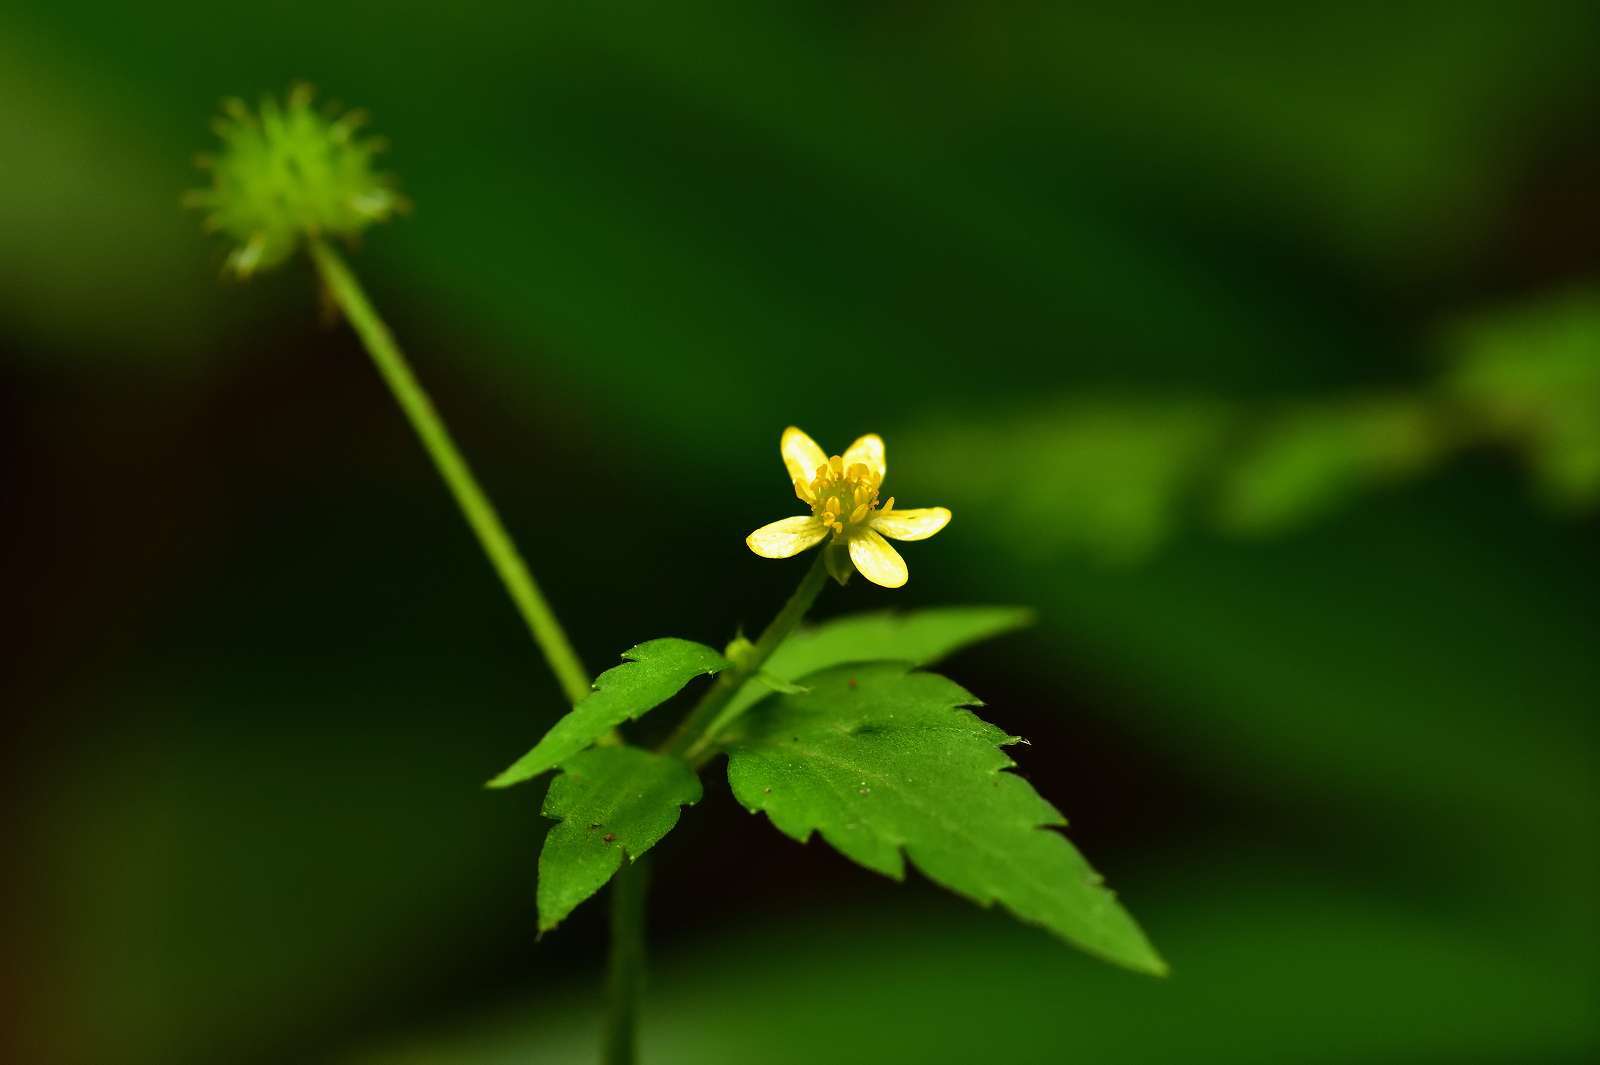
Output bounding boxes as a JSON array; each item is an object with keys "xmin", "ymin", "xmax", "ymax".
[{"xmin": 746, "ymin": 427, "xmax": 951, "ymax": 588}]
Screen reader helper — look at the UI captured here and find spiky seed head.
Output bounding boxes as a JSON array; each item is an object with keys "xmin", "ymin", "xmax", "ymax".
[{"xmin": 185, "ymin": 84, "xmax": 406, "ymax": 277}]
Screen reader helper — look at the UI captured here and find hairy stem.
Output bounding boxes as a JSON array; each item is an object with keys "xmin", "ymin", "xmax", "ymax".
[
  {"xmin": 666, "ymin": 550, "xmax": 832, "ymax": 765},
  {"xmin": 309, "ymin": 238, "xmax": 593, "ymax": 708}
]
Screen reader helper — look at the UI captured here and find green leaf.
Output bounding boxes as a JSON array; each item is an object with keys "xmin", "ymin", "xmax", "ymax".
[
  {"xmin": 1214, "ymin": 397, "xmax": 1444, "ymax": 535},
  {"xmin": 900, "ymin": 401, "xmax": 1232, "ymax": 563},
  {"xmin": 488, "ymin": 639, "xmax": 728, "ymax": 788},
  {"xmin": 1447, "ymin": 287, "xmax": 1600, "ymax": 507},
  {"xmin": 537, "ymin": 746, "xmax": 701, "ymax": 932},
  {"xmin": 725, "ymin": 663, "xmax": 1165, "ymax": 975},
  {"xmin": 709, "ymin": 607, "xmax": 1032, "ymax": 739}
]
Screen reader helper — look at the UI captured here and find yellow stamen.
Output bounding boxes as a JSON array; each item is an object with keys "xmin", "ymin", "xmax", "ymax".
[
  {"xmin": 802, "ymin": 448, "xmax": 887, "ymax": 539},
  {"xmin": 750, "ymin": 427, "xmax": 948, "ymax": 584}
]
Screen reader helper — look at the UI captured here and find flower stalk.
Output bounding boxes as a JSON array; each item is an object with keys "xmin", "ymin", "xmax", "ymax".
[
  {"xmin": 665, "ymin": 550, "xmax": 832, "ymax": 765},
  {"xmin": 312, "ymin": 236, "xmax": 651, "ymax": 1057},
  {"xmin": 307, "ymin": 236, "xmax": 666, "ymax": 1063},
  {"xmin": 308, "ymin": 238, "xmax": 593, "ymax": 708}
]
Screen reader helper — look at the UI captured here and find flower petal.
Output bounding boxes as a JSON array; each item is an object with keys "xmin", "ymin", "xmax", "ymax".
[
  {"xmin": 848, "ymin": 528, "xmax": 908, "ymax": 588},
  {"xmin": 841, "ymin": 433, "xmax": 886, "ymax": 479},
  {"xmin": 747, "ymin": 515, "xmax": 829, "ymax": 558},
  {"xmin": 781, "ymin": 427, "xmax": 828, "ymax": 486},
  {"xmin": 871, "ymin": 506, "xmax": 951, "ymax": 542}
]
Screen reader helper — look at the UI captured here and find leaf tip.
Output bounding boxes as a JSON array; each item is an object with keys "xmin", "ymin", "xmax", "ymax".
[
  {"xmin": 1123, "ymin": 943, "xmax": 1171, "ymax": 978},
  {"xmin": 485, "ymin": 761, "xmax": 546, "ymax": 790}
]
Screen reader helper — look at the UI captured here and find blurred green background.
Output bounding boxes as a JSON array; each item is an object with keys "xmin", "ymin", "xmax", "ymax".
[{"xmin": 5, "ymin": 3, "xmax": 1598, "ymax": 1063}]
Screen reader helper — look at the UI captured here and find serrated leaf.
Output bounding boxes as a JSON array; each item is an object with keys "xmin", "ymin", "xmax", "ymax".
[
  {"xmin": 709, "ymin": 607, "xmax": 1032, "ymax": 739},
  {"xmin": 725, "ymin": 662, "xmax": 1165, "ymax": 975},
  {"xmin": 537, "ymin": 746, "xmax": 701, "ymax": 932},
  {"xmin": 488, "ymin": 639, "xmax": 728, "ymax": 788}
]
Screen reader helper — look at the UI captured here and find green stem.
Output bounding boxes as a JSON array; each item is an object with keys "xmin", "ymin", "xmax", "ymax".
[
  {"xmin": 310, "ymin": 239, "xmax": 641, "ymax": 1062},
  {"xmin": 666, "ymin": 550, "xmax": 832, "ymax": 765},
  {"xmin": 308, "ymin": 238, "xmax": 592, "ymax": 708},
  {"xmin": 603, "ymin": 857, "xmax": 649, "ymax": 1065},
  {"xmin": 305, "ymin": 244, "xmax": 824, "ymax": 1063}
]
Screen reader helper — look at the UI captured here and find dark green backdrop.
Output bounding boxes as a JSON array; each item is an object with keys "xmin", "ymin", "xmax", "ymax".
[{"xmin": 4, "ymin": 4, "xmax": 1596, "ymax": 1063}]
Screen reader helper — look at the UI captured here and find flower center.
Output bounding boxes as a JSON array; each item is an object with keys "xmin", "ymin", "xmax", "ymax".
[{"xmin": 801, "ymin": 455, "xmax": 891, "ymax": 537}]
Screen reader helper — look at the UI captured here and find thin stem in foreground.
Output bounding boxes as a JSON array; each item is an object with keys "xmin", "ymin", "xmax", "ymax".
[
  {"xmin": 666, "ymin": 550, "xmax": 832, "ymax": 765},
  {"xmin": 308, "ymin": 238, "xmax": 592, "ymax": 708}
]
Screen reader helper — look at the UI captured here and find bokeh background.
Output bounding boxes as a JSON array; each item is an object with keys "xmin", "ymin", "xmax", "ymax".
[{"xmin": 5, "ymin": 3, "xmax": 1598, "ymax": 1063}]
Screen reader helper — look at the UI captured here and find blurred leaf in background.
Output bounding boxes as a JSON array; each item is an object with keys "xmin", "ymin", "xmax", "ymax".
[
  {"xmin": 1447, "ymin": 288, "xmax": 1600, "ymax": 506},
  {"xmin": 902, "ymin": 285, "xmax": 1600, "ymax": 559}
]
